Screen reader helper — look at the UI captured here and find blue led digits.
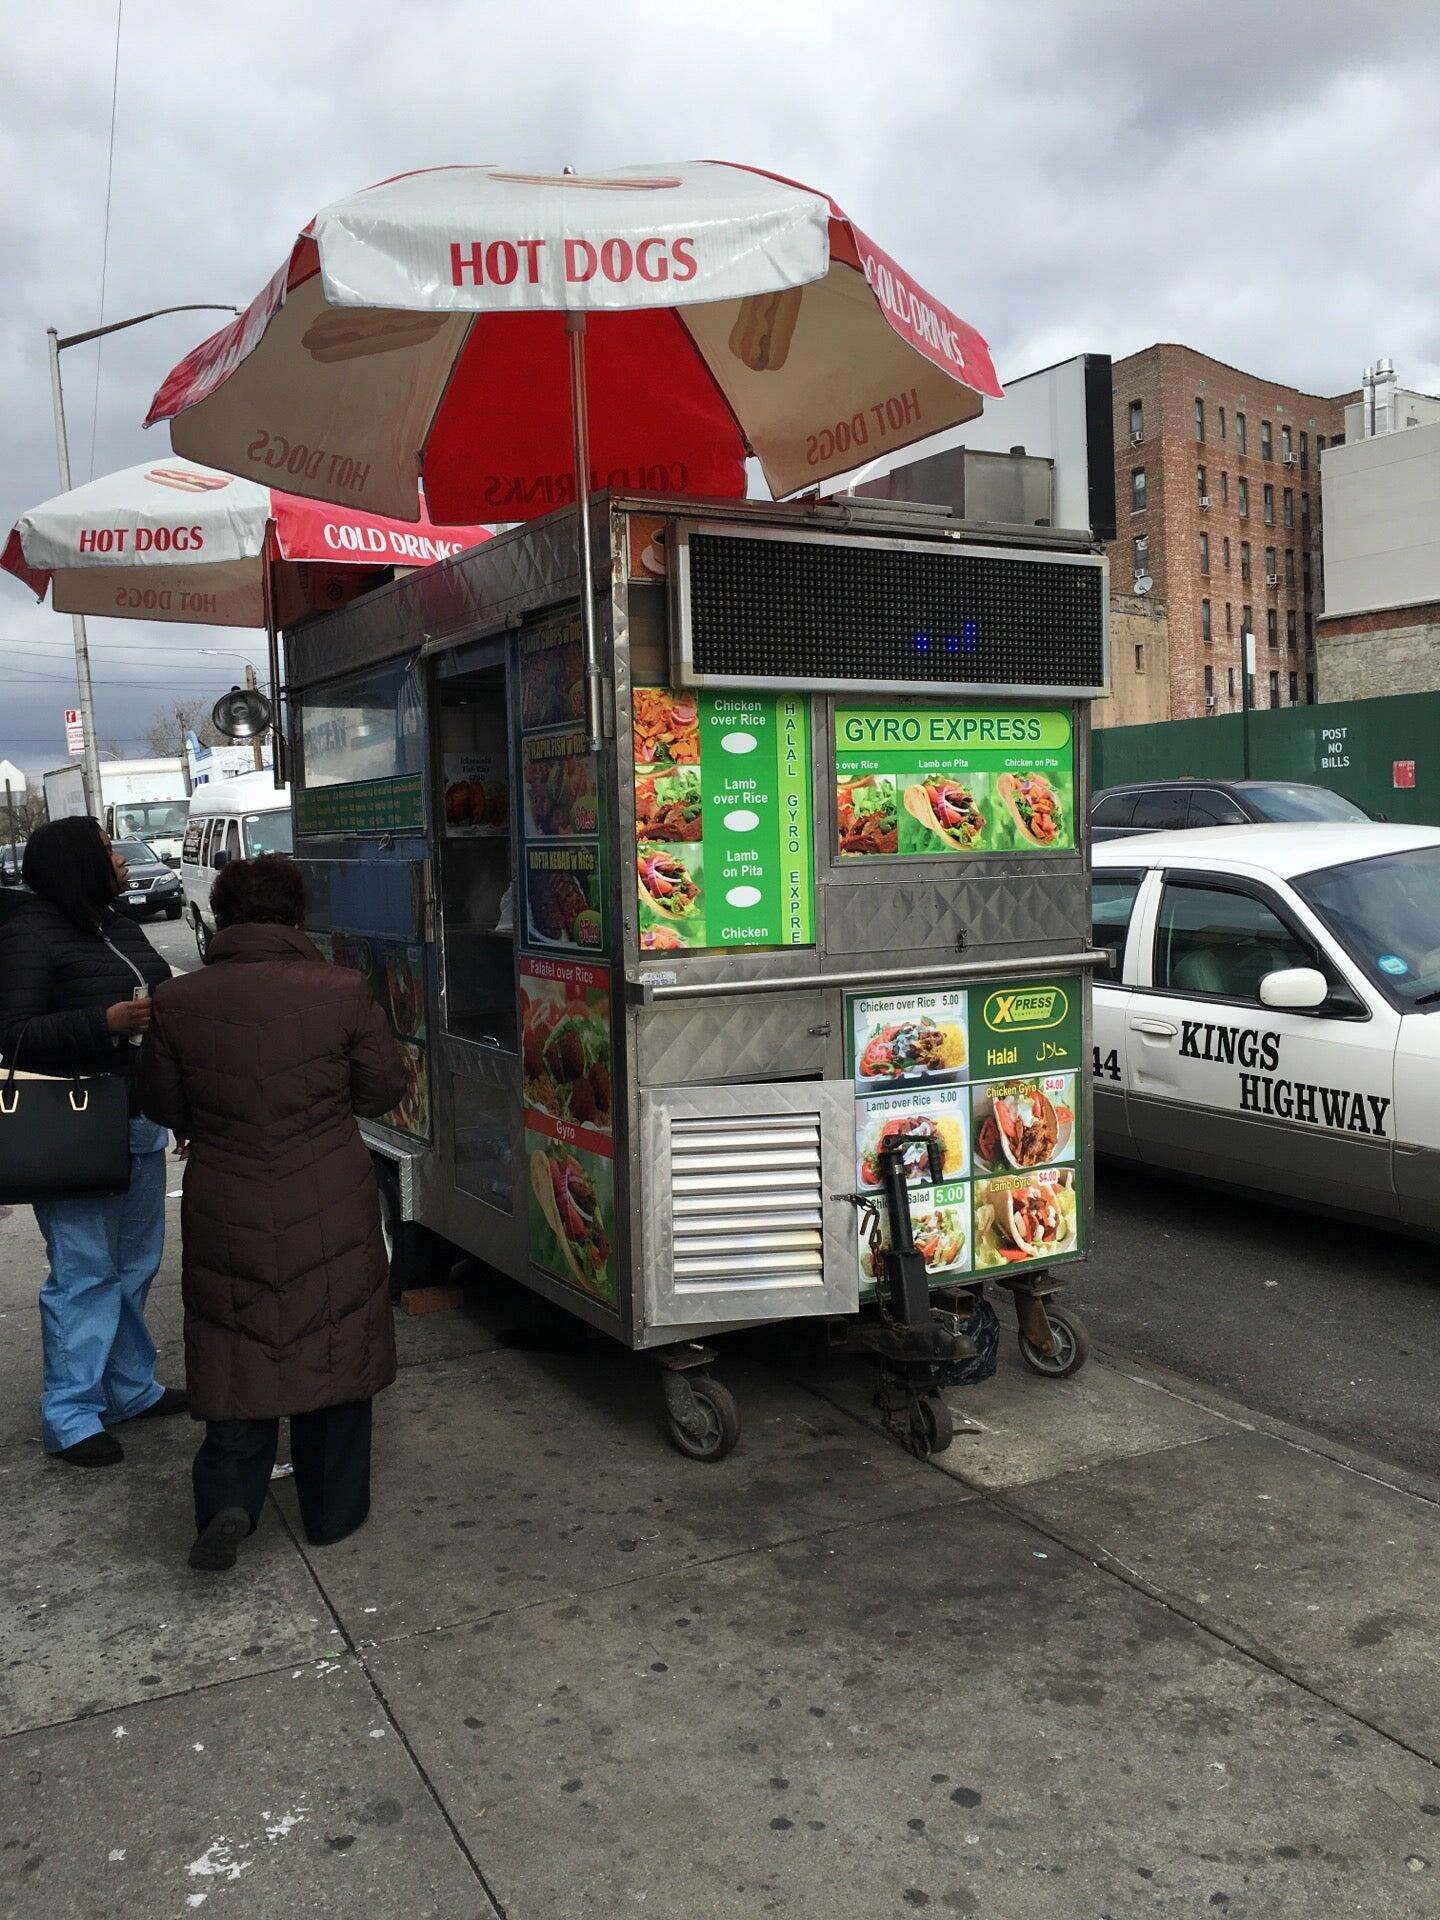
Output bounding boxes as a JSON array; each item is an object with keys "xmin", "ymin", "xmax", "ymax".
[{"xmin": 913, "ymin": 633, "xmax": 930, "ymax": 653}]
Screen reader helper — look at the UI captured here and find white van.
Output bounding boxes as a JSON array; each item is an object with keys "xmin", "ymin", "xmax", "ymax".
[{"xmin": 181, "ymin": 773, "xmax": 293, "ymax": 959}]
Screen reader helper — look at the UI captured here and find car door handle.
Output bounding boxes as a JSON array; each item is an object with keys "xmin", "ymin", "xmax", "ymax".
[{"xmin": 1130, "ymin": 1018, "xmax": 1178, "ymax": 1038}]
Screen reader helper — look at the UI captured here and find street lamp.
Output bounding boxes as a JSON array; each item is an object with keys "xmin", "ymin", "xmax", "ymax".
[
  {"xmin": 197, "ymin": 650, "xmax": 270, "ymax": 770},
  {"xmin": 46, "ymin": 302, "xmax": 240, "ymax": 814}
]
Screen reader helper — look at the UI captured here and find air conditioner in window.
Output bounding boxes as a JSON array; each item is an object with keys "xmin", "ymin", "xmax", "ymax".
[
  {"xmin": 1266, "ymin": 572, "xmax": 1279, "ymax": 588},
  {"xmin": 1283, "ymin": 455, "xmax": 1298, "ymax": 468},
  {"xmin": 1131, "ymin": 430, "xmax": 1144, "ymax": 445},
  {"xmin": 1205, "ymin": 695, "xmax": 1217, "ymax": 710},
  {"xmin": 1198, "ymin": 495, "xmax": 1211, "ymax": 509}
]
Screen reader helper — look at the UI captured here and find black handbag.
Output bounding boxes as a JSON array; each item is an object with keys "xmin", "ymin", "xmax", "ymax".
[{"xmin": 0, "ymin": 1024, "xmax": 132, "ymax": 1204}]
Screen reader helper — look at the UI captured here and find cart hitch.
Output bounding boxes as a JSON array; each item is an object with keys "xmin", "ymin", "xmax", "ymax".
[{"xmin": 859, "ymin": 1134, "xmax": 976, "ymax": 1458}]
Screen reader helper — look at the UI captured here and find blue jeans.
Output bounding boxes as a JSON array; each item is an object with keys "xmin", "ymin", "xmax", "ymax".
[{"xmin": 32, "ymin": 1117, "xmax": 170, "ymax": 1452}]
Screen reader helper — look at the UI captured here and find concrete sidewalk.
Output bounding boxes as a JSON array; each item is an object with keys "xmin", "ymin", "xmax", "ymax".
[{"xmin": 1, "ymin": 1197, "xmax": 1437, "ymax": 1919}]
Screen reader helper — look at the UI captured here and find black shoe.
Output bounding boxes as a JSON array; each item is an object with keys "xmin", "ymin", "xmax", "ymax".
[
  {"xmin": 129, "ymin": 1387, "xmax": 189, "ymax": 1421},
  {"xmin": 189, "ymin": 1507, "xmax": 250, "ymax": 1573},
  {"xmin": 56, "ymin": 1432, "xmax": 124, "ymax": 1468}
]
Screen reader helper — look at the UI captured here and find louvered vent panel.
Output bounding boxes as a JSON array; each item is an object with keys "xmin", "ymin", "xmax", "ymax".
[{"xmin": 669, "ymin": 1113, "xmax": 825, "ymax": 1292}]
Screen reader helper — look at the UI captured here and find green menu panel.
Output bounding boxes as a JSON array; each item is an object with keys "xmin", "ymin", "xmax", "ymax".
[
  {"xmin": 295, "ymin": 774, "xmax": 424, "ymax": 836},
  {"xmin": 835, "ymin": 707, "xmax": 1073, "ymax": 857},
  {"xmin": 633, "ymin": 687, "xmax": 813, "ymax": 953},
  {"xmin": 847, "ymin": 976, "xmax": 1084, "ymax": 1292}
]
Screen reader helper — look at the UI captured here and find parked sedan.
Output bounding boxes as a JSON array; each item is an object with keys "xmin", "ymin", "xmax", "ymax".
[
  {"xmin": 1092, "ymin": 824, "xmax": 1440, "ymax": 1237},
  {"xmin": 112, "ymin": 836, "xmax": 184, "ymax": 920},
  {"xmin": 1090, "ymin": 778, "xmax": 1372, "ymax": 842}
]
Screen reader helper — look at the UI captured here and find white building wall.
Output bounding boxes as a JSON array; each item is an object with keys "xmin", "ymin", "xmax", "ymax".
[{"xmin": 1321, "ymin": 419, "xmax": 1440, "ymax": 617}]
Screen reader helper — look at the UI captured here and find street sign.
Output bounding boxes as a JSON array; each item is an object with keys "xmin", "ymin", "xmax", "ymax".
[{"xmin": 64, "ymin": 707, "xmax": 84, "ymax": 756}]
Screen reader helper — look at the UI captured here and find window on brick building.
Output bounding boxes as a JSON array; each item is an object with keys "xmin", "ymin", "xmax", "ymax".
[
  {"xmin": 1131, "ymin": 467, "xmax": 1146, "ymax": 511},
  {"xmin": 1289, "ymin": 671, "xmax": 1299, "ymax": 705},
  {"xmin": 1265, "ymin": 546, "xmax": 1277, "ymax": 582},
  {"xmin": 1194, "ymin": 398, "xmax": 1205, "ymax": 441},
  {"xmin": 1305, "ymin": 611, "xmax": 1314, "ymax": 647},
  {"xmin": 1282, "ymin": 425, "xmax": 1293, "ymax": 463},
  {"xmin": 1228, "ymin": 666, "xmax": 1236, "ymax": 699},
  {"xmin": 1307, "ymin": 672, "xmax": 1316, "ymax": 702},
  {"xmin": 1204, "ymin": 663, "xmax": 1214, "ymax": 701},
  {"xmin": 1316, "ymin": 434, "xmax": 1326, "ymax": 455},
  {"xmin": 1300, "ymin": 431, "xmax": 1309, "ymax": 470},
  {"xmin": 1220, "ymin": 471, "xmax": 1230, "ymax": 505},
  {"xmin": 1283, "ymin": 487, "xmax": 1294, "ymax": 529},
  {"xmin": 1243, "ymin": 603, "xmax": 1254, "ymax": 640},
  {"xmin": 1238, "ymin": 477, "xmax": 1249, "ymax": 518},
  {"xmin": 1236, "ymin": 412, "xmax": 1247, "ymax": 454},
  {"xmin": 1269, "ymin": 670, "xmax": 1279, "ymax": 706},
  {"xmin": 1222, "ymin": 536, "xmax": 1231, "ymax": 570},
  {"xmin": 1263, "ymin": 483, "xmax": 1275, "ymax": 524},
  {"xmin": 1129, "ymin": 399, "xmax": 1144, "ymax": 441},
  {"xmin": 1261, "ymin": 421, "xmax": 1273, "ymax": 462},
  {"xmin": 1285, "ymin": 549, "xmax": 1296, "ymax": 589},
  {"xmin": 1199, "ymin": 532, "xmax": 1209, "ymax": 574},
  {"xmin": 1267, "ymin": 608, "xmax": 1278, "ymax": 648},
  {"xmin": 1202, "ymin": 598, "xmax": 1212, "ymax": 643},
  {"xmin": 1240, "ymin": 541, "xmax": 1251, "ymax": 583},
  {"xmin": 1133, "ymin": 534, "xmax": 1149, "ymax": 574},
  {"xmin": 1301, "ymin": 492, "xmax": 1311, "ymax": 532},
  {"xmin": 1287, "ymin": 609, "xmax": 1297, "ymax": 648},
  {"xmin": 1135, "ymin": 643, "xmax": 1145, "ymax": 673},
  {"xmin": 1197, "ymin": 464, "xmax": 1208, "ymax": 504},
  {"xmin": 1218, "ymin": 406, "xmax": 1227, "ymax": 443},
  {"xmin": 1303, "ymin": 552, "xmax": 1312, "ymax": 595},
  {"xmin": 1225, "ymin": 602, "xmax": 1233, "ymax": 635}
]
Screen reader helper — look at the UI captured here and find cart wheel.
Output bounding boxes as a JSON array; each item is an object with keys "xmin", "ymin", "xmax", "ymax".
[
  {"xmin": 665, "ymin": 1375, "xmax": 741, "ymax": 1462},
  {"xmin": 1017, "ymin": 1303, "xmax": 1091, "ymax": 1379},
  {"xmin": 917, "ymin": 1390, "xmax": 955, "ymax": 1455}
]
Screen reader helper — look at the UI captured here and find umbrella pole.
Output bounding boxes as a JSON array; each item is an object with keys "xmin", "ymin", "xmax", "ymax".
[
  {"xmin": 262, "ymin": 533, "xmax": 286, "ymax": 791},
  {"xmin": 566, "ymin": 312, "xmax": 603, "ymax": 754}
]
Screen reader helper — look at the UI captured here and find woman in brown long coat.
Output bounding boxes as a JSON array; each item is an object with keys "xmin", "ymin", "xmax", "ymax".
[{"xmin": 138, "ymin": 855, "xmax": 406, "ymax": 1572}]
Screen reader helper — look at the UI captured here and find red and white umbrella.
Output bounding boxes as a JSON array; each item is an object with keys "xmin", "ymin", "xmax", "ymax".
[
  {"xmin": 146, "ymin": 161, "xmax": 1002, "ymax": 739},
  {"xmin": 3, "ymin": 457, "xmax": 491, "ymax": 629}
]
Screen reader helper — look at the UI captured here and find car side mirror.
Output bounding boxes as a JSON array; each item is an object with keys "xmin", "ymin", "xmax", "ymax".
[
  {"xmin": 1259, "ymin": 966, "xmax": 1328, "ymax": 1012},
  {"xmin": 212, "ymin": 849, "xmax": 230, "ymax": 870}
]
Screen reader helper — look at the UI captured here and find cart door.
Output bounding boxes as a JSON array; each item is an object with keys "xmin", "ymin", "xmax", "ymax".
[{"xmin": 638, "ymin": 1079, "xmax": 860, "ymax": 1332}]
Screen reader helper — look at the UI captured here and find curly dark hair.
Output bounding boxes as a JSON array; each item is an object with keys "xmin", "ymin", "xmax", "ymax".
[
  {"xmin": 22, "ymin": 816, "xmax": 118, "ymax": 931},
  {"xmin": 211, "ymin": 854, "xmax": 305, "ymax": 931}
]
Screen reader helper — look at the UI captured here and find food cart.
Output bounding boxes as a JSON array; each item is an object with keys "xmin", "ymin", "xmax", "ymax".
[{"xmin": 283, "ymin": 491, "xmax": 1108, "ymax": 1458}]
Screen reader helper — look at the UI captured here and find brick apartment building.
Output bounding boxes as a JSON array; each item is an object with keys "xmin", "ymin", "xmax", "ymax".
[{"xmin": 1102, "ymin": 345, "xmax": 1353, "ymax": 725}]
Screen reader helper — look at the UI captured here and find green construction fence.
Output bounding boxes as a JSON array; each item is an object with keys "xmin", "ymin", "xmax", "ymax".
[{"xmin": 1091, "ymin": 691, "xmax": 1440, "ymax": 826}]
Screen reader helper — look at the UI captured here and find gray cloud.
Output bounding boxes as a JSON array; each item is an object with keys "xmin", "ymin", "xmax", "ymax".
[{"xmin": 3, "ymin": 0, "xmax": 1437, "ymax": 773}]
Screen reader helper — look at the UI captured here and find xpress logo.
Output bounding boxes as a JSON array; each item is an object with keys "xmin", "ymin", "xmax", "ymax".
[{"xmin": 984, "ymin": 987, "xmax": 1069, "ymax": 1032}]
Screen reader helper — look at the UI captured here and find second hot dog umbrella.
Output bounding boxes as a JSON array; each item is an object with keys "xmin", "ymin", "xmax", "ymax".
[
  {"xmin": 145, "ymin": 161, "xmax": 1003, "ymax": 745},
  {"xmin": 3, "ymin": 458, "xmax": 491, "ymax": 782}
]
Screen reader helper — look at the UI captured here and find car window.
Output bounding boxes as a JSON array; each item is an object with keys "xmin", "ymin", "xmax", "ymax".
[
  {"xmin": 1187, "ymin": 789, "xmax": 1248, "ymax": 827},
  {"xmin": 224, "ymin": 821, "xmax": 241, "ymax": 862},
  {"xmin": 1093, "ymin": 873, "xmax": 1143, "ymax": 982},
  {"xmin": 1242, "ymin": 784, "xmax": 1368, "ymax": 823},
  {"xmin": 200, "ymin": 820, "xmax": 218, "ymax": 864},
  {"xmin": 242, "ymin": 811, "xmax": 293, "ymax": 857},
  {"xmin": 112, "ymin": 840, "xmax": 152, "ymax": 863},
  {"xmin": 182, "ymin": 819, "xmax": 204, "ymax": 864},
  {"xmin": 1091, "ymin": 791, "xmax": 1138, "ymax": 828},
  {"xmin": 1295, "ymin": 844, "xmax": 1440, "ymax": 1008},
  {"xmin": 1131, "ymin": 789, "xmax": 1190, "ymax": 830},
  {"xmin": 1155, "ymin": 882, "xmax": 1312, "ymax": 1000}
]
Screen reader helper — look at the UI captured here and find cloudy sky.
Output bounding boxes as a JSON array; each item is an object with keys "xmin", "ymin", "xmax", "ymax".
[{"xmin": 2, "ymin": 0, "xmax": 1436, "ymax": 779}]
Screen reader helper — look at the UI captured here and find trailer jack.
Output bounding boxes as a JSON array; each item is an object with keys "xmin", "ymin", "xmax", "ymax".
[{"xmin": 855, "ymin": 1135, "xmax": 978, "ymax": 1458}]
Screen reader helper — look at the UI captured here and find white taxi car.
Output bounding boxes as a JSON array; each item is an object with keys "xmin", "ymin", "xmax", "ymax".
[{"xmin": 1092, "ymin": 824, "xmax": 1440, "ymax": 1236}]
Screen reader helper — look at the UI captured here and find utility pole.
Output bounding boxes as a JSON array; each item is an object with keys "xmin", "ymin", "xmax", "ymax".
[
  {"xmin": 46, "ymin": 330, "xmax": 104, "ymax": 817},
  {"xmin": 244, "ymin": 664, "xmax": 266, "ymax": 770}
]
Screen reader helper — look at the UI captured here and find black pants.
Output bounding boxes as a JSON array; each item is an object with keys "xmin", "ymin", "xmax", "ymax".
[{"xmin": 192, "ymin": 1399, "xmax": 372, "ymax": 1547}]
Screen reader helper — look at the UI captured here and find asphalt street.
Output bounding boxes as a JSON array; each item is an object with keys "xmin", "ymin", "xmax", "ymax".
[
  {"xmin": 1088, "ymin": 1154, "xmax": 1440, "ymax": 1481},
  {"xmin": 144, "ymin": 905, "xmax": 200, "ymax": 975}
]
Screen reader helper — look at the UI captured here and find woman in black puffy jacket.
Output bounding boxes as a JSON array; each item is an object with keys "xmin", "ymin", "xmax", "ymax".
[{"xmin": 0, "ymin": 817, "xmax": 187, "ymax": 1466}]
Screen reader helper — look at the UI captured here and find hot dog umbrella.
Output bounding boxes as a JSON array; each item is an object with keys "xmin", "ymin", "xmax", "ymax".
[
  {"xmin": 144, "ymin": 162, "xmax": 1003, "ymax": 748},
  {"xmin": 3, "ymin": 457, "xmax": 490, "ymax": 780}
]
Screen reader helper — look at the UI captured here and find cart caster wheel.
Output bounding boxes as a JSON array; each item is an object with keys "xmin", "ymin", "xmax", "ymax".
[
  {"xmin": 917, "ymin": 1390, "xmax": 954, "ymax": 1456},
  {"xmin": 1017, "ymin": 1304, "xmax": 1091, "ymax": 1379},
  {"xmin": 665, "ymin": 1375, "xmax": 741, "ymax": 1462}
]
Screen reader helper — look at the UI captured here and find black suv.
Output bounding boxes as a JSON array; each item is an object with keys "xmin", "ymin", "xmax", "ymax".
[{"xmin": 1090, "ymin": 778, "xmax": 1372, "ymax": 842}]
